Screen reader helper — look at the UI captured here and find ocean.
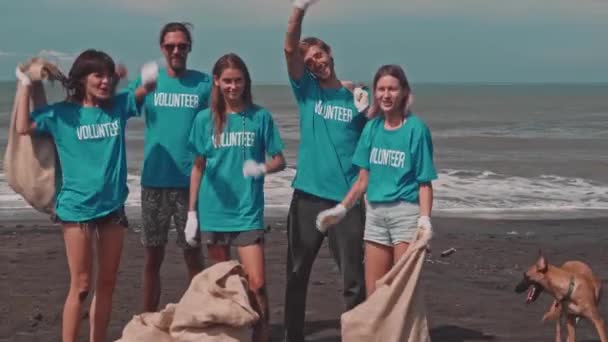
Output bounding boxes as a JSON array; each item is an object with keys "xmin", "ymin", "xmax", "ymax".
[{"xmin": 1, "ymin": 81, "xmax": 607, "ymax": 220}]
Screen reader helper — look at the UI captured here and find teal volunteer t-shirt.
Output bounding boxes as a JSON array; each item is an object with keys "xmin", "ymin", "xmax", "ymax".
[
  {"xmin": 30, "ymin": 92, "xmax": 138, "ymax": 221},
  {"xmin": 188, "ymin": 106, "xmax": 284, "ymax": 232},
  {"xmin": 290, "ymin": 70, "xmax": 367, "ymax": 202},
  {"xmin": 352, "ymin": 114, "xmax": 438, "ymax": 203},
  {"xmin": 130, "ymin": 68, "xmax": 211, "ymax": 188}
]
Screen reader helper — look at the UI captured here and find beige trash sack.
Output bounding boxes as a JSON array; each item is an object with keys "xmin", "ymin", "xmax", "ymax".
[
  {"xmin": 3, "ymin": 58, "xmax": 66, "ymax": 215},
  {"xmin": 117, "ymin": 260, "xmax": 260, "ymax": 342},
  {"xmin": 341, "ymin": 227, "xmax": 433, "ymax": 342}
]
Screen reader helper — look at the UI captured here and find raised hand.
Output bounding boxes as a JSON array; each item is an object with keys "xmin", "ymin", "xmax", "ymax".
[
  {"xmin": 15, "ymin": 65, "xmax": 32, "ymax": 86},
  {"xmin": 141, "ymin": 61, "xmax": 159, "ymax": 88},
  {"xmin": 293, "ymin": 0, "xmax": 320, "ymax": 10}
]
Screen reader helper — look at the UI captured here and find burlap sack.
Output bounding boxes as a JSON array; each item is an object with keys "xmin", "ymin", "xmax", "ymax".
[
  {"xmin": 116, "ymin": 261, "xmax": 259, "ymax": 342},
  {"xmin": 341, "ymin": 227, "xmax": 433, "ymax": 342},
  {"xmin": 3, "ymin": 58, "xmax": 65, "ymax": 215}
]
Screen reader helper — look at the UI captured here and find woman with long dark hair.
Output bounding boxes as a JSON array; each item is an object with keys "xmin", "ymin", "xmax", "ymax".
[
  {"xmin": 186, "ymin": 53, "xmax": 286, "ymax": 342},
  {"xmin": 15, "ymin": 49, "xmax": 156, "ymax": 342}
]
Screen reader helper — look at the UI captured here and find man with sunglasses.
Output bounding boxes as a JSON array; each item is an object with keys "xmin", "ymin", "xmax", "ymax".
[{"xmin": 129, "ymin": 22, "xmax": 211, "ymax": 313}]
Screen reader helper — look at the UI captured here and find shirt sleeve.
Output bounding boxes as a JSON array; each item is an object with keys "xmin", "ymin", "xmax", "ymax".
[
  {"xmin": 188, "ymin": 111, "xmax": 210, "ymax": 157},
  {"xmin": 30, "ymin": 104, "xmax": 57, "ymax": 135},
  {"xmin": 261, "ymin": 110, "xmax": 285, "ymax": 156},
  {"xmin": 289, "ymin": 70, "xmax": 316, "ymax": 104},
  {"xmin": 412, "ymin": 124, "xmax": 438, "ymax": 183},
  {"xmin": 198, "ymin": 80, "xmax": 212, "ymax": 111},
  {"xmin": 124, "ymin": 78, "xmax": 144, "ymax": 116},
  {"xmin": 352, "ymin": 121, "xmax": 374, "ymax": 170},
  {"xmin": 114, "ymin": 89, "xmax": 139, "ymax": 120}
]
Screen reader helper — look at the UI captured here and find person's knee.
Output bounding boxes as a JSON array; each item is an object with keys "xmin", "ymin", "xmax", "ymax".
[
  {"xmin": 96, "ymin": 273, "xmax": 118, "ymax": 293},
  {"xmin": 71, "ymin": 273, "xmax": 91, "ymax": 302},
  {"xmin": 248, "ymin": 274, "xmax": 266, "ymax": 296}
]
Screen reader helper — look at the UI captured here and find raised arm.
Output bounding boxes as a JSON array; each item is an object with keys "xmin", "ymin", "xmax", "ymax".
[
  {"xmin": 285, "ymin": 1, "xmax": 318, "ymax": 80},
  {"xmin": 134, "ymin": 62, "xmax": 159, "ymax": 104},
  {"xmin": 15, "ymin": 84, "xmax": 36, "ymax": 135},
  {"xmin": 14, "ymin": 67, "xmax": 38, "ymax": 135}
]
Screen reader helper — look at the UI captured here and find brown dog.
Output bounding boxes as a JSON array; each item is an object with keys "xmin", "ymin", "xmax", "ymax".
[{"xmin": 515, "ymin": 251, "xmax": 607, "ymax": 342}]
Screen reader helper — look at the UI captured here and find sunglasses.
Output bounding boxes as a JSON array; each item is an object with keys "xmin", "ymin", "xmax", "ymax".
[{"xmin": 162, "ymin": 43, "xmax": 190, "ymax": 52}]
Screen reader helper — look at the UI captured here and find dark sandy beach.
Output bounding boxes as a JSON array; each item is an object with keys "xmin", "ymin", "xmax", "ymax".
[{"xmin": 1, "ymin": 215, "xmax": 607, "ymax": 342}]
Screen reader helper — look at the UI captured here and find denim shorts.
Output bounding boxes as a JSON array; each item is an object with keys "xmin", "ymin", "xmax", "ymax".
[{"xmin": 364, "ymin": 199, "xmax": 419, "ymax": 246}]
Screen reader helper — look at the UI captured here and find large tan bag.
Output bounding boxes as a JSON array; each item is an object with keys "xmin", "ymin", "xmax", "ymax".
[
  {"xmin": 341, "ymin": 227, "xmax": 433, "ymax": 342},
  {"xmin": 3, "ymin": 58, "xmax": 65, "ymax": 215},
  {"xmin": 117, "ymin": 261, "xmax": 259, "ymax": 342},
  {"xmin": 117, "ymin": 304, "xmax": 177, "ymax": 342}
]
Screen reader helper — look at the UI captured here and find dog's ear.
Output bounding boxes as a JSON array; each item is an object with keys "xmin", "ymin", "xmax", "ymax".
[{"xmin": 536, "ymin": 253, "xmax": 548, "ymax": 273}]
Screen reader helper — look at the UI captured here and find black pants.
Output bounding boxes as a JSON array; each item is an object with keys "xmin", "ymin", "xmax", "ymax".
[{"xmin": 284, "ymin": 190, "xmax": 366, "ymax": 342}]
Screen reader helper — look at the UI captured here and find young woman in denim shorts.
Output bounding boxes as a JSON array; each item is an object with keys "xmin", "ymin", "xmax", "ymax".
[{"xmin": 316, "ymin": 64, "xmax": 438, "ymax": 297}]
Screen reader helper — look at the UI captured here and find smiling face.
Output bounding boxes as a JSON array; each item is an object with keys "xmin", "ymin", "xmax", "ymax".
[
  {"xmin": 302, "ymin": 44, "xmax": 334, "ymax": 81},
  {"xmin": 214, "ymin": 67, "xmax": 246, "ymax": 105},
  {"xmin": 375, "ymin": 75, "xmax": 409, "ymax": 115},
  {"xmin": 83, "ymin": 71, "xmax": 114, "ymax": 101},
  {"xmin": 161, "ymin": 31, "xmax": 190, "ymax": 73}
]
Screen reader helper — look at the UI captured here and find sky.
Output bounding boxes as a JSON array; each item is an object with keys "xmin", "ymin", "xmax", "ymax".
[{"xmin": 1, "ymin": 0, "xmax": 607, "ymax": 84}]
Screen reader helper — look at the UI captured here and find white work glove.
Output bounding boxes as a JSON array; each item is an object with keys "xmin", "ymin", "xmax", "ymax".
[
  {"xmin": 353, "ymin": 87, "xmax": 369, "ymax": 113},
  {"xmin": 293, "ymin": 0, "xmax": 320, "ymax": 10},
  {"xmin": 184, "ymin": 211, "xmax": 199, "ymax": 247},
  {"xmin": 140, "ymin": 61, "xmax": 159, "ymax": 87},
  {"xmin": 316, "ymin": 204, "xmax": 347, "ymax": 234},
  {"xmin": 15, "ymin": 65, "xmax": 32, "ymax": 86},
  {"xmin": 243, "ymin": 160, "xmax": 267, "ymax": 178},
  {"xmin": 418, "ymin": 216, "xmax": 432, "ymax": 230}
]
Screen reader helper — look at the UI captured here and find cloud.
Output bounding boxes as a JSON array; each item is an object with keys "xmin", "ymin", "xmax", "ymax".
[{"xmin": 37, "ymin": 49, "xmax": 76, "ymax": 61}]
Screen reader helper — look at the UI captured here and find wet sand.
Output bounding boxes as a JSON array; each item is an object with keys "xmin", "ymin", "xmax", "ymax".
[{"xmin": 1, "ymin": 215, "xmax": 607, "ymax": 341}]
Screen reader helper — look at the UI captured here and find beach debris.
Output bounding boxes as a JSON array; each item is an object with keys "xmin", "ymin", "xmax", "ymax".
[
  {"xmin": 425, "ymin": 258, "xmax": 450, "ymax": 265},
  {"xmin": 30, "ymin": 313, "xmax": 43, "ymax": 327},
  {"xmin": 507, "ymin": 231, "xmax": 519, "ymax": 235},
  {"xmin": 440, "ymin": 247, "xmax": 456, "ymax": 257}
]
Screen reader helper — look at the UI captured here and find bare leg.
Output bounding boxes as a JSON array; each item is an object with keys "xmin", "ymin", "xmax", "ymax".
[
  {"xmin": 238, "ymin": 243, "xmax": 269, "ymax": 342},
  {"xmin": 183, "ymin": 247, "xmax": 204, "ymax": 281},
  {"xmin": 142, "ymin": 246, "xmax": 165, "ymax": 312},
  {"xmin": 364, "ymin": 241, "xmax": 393, "ymax": 297},
  {"xmin": 89, "ymin": 224, "xmax": 124, "ymax": 342},
  {"xmin": 61, "ymin": 224, "xmax": 93, "ymax": 342},
  {"xmin": 393, "ymin": 242, "xmax": 410, "ymax": 264},
  {"xmin": 207, "ymin": 244, "xmax": 230, "ymax": 263}
]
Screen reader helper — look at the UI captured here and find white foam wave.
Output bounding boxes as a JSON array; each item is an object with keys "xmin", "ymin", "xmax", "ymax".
[{"xmin": 2, "ymin": 169, "xmax": 608, "ymax": 219}]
